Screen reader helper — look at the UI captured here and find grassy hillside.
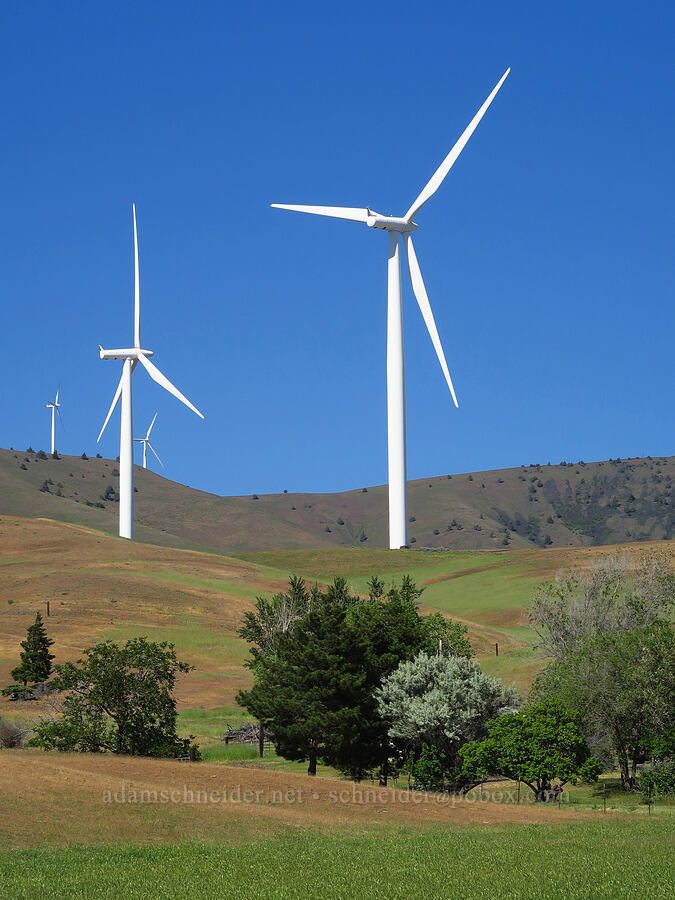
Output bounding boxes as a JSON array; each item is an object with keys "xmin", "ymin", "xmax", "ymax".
[
  {"xmin": 2, "ymin": 516, "xmax": 672, "ymax": 744},
  {"xmin": 1, "ymin": 447, "xmax": 673, "ymax": 553}
]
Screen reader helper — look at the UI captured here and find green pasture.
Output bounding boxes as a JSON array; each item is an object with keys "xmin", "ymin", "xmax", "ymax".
[{"xmin": 1, "ymin": 821, "xmax": 671, "ymax": 899}]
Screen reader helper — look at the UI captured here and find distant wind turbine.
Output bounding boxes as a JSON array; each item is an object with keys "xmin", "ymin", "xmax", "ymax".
[
  {"xmin": 97, "ymin": 204, "xmax": 204, "ymax": 539},
  {"xmin": 45, "ymin": 385, "xmax": 62, "ymax": 455},
  {"xmin": 134, "ymin": 412, "xmax": 163, "ymax": 470},
  {"xmin": 273, "ymin": 68, "xmax": 510, "ymax": 549}
]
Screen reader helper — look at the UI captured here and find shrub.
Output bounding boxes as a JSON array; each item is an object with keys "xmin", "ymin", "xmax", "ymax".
[
  {"xmin": 641, "ymin": 759, "xmax": 675, "ymax": 798},
  {"xmin": 39, "ymin": 480, "xmax": 50, "ymax": 493},
  {"xmin": 0, "ymin": 718, "xmax": 25, "ymax": 748},
  {"xmin": 81, "ymin": 453, "xmax": 88, "ymax": 460}
]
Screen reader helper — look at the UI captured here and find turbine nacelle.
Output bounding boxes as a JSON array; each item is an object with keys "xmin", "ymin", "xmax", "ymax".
[
  {"xmin": 98, "ymin": 346, "xmax": 154, "ymax": 361},
  {"xmin": 366, "ymin": 210, "xmax": 418, "ymax": 232}
]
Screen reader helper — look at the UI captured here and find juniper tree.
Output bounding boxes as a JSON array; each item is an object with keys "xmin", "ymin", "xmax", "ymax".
[{"xmin": 11, "ymin": 612, "xmax": 54, "ymax": 685}]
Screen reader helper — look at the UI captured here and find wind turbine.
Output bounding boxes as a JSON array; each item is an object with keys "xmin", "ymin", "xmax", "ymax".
[
  {"xmin": 134, "ymin": 412, "xmax": 163, "ymax": 470},
  {"xmin": 45, "ymin": 386, "xmax": 62, "ymax": 455},
  {"xmin": 273, "ymin": 68, "xmax": 510, "ymax": 549},
  {"xmin": 97, "ymin": 204, "xmax": 204, "ymax": 539}
]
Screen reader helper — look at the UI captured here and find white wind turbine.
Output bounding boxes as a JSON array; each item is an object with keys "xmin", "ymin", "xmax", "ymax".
[
  {"xmin": 45, "ymin": 385, "xmax": 62, "ymax": 455},
  {"xmin": 273, "ymin": 68, "xmax": 510, "ymax": 549},
  {"xmin": 97, "ymin": 204, "xmax": 204, "ymax": 539},
  {"xmin": 134, "ymin": 412, "xmax": 163, "ymax": 470}
]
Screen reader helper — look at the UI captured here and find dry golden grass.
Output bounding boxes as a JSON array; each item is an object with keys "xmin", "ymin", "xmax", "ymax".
[
  {"xmin": 0, "ymin": 749, "xmax": 600, "ymax": 849},
  {"xmin": 0, "ymin": 516, "xmax": 289, "ymax": 713}
]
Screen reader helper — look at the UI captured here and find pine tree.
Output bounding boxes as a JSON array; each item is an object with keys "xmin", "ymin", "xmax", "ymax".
[{"xmin": 11, "ymin": 612, "xmax": 55, "ymax": 685}]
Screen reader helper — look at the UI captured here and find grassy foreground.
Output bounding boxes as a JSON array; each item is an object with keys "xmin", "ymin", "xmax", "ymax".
[{"xmin": 1, "ymin": 822, "xmax": 672, "ymax": 900}]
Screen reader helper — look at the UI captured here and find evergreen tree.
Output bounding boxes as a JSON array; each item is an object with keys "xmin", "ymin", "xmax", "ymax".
[
  {"xmin": 237, "ymin": 575, "xmax": 451, "ymax": 782},
  {"xmin": 11, "ymin": 612, "xmax": 54, "ymax": 685}
]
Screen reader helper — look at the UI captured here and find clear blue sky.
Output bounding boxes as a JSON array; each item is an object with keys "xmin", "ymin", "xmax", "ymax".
[{"xmin": 1, "ymin": 2, "xmax": 673, "ymax": 496}]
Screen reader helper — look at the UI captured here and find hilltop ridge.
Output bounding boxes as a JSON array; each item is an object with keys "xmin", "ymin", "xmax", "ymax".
[{"xmin": 1, "ymin": 448, "xmax": 672, "ymax": 554}]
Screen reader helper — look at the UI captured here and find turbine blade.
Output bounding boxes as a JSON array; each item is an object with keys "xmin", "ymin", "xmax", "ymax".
[
  {"xmin": 271, "ymin": 204, "xmax": 370, "ymax": 223},
  {"xmin": 136, "ymin": 353, "xmax": 204, "ymax": 419},
  {"xmin": 404, "ymin": 68, "xmax": 510, "ymax": 222},
  {"xmin": 133, "ymin": 204, "xmax": 141, "ymax": 348},
  {"xmin": 56, "ymin": 406, "xmax": 65, "ymax": 431},
  {"xmin": 403, "ymin": 234, "xmax": 458, "ymax": 407},
  {"xmin": 97, "ymin": 371, "xmax": 124, "ymax": 442},
  {"xmin": 146, "ymin": 411, "xmax": 158, "ymax": 439},
  {"xmin": 55, "ymin": 384, "xmax": 60, "ymax": 404},
  {"xmin": 147, "ymin": 442, "xmax": 164, "ymax": 468}
]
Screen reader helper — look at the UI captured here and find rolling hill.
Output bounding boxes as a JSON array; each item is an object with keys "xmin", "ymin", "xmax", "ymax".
[
  {"xmin": 1, "ymin": 447, "xmax": 672, "ymax": 553},
  {"xmin": 2, "ymin": 515, "xmax": 672, "ymax": 734}
]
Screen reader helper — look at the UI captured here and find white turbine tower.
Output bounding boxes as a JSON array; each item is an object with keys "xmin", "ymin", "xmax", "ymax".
[
  {"xmin": 134, "ymin": 412, "xmax": 163, "ymax": 470},
  {"xmin": 273, "ymin": 69, "xmax": 510, "ymax": 549},
  {"xmin": 98, "ymin": 204, "xmax": 204, "ymax": 539},
  {"xmin": 45, "ymin": 386, "xmax": 62, "ymax": 454}
]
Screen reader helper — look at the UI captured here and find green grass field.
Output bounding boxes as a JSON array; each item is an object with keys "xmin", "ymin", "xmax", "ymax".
[{"xmin": 1, "ymin": 822, "xmax": 671, "ymax": 899}]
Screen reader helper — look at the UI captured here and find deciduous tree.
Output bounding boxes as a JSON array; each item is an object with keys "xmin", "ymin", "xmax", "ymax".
[{"xmin": 460, "ymin": 700, "xmax": 602, "ymax": 801}]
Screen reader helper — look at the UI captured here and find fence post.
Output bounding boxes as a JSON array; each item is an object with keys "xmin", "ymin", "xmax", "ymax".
[
  {"xmin": 603, "ymin": 782, "xmax": 606, "ymax": 814},
  {"xmin": 495, "ymin": 642, "xmax": 499, "ymax": 656},
  {"xmin": 648, "ymin": 786, "xmax": 651, "ymax": 816},
  {"xmin": 189, "ymin": 746, "xmax": 196, "ymax": 762},
  {"xmin": 517, "ymin": 778, "xmax": 520, "ymax": 804},
  {"xmin": 46, "ymin": 600, "xmax": 50, "ymax": 617}
]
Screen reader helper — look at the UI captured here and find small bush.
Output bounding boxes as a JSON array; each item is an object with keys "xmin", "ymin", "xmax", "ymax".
[
  {"xmin": 39, "ymin": 480, "xmax": 50, "ymax": 493},
  {"xmin": 37, "ymin": 450, "xmax": 48, "ymax": 460},
  {"xmin": 641, "ymin": 760, "xmax": 675, "ymax": 798},
  {"xmin": 96, "ymin": 453, "xmax": 102, "ymax": 458},
  {"xmin": 0, "ymin": 718, "xmax": 25, "ymax": 748},
  {"xmin": 81, "ymin": 453, "xmax": 88, "ymax": 460},
  {"xmin": 252, "ymin": 495, "xmax": 259, "ymax": 500}
]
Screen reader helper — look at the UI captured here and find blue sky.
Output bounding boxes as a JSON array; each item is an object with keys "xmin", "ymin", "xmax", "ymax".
[{"xmin": 1, "ymin": 2, "xmax": 673, "ymax": 496}]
